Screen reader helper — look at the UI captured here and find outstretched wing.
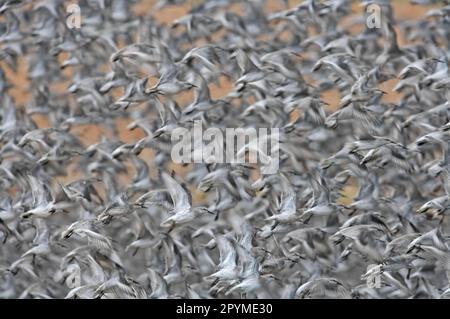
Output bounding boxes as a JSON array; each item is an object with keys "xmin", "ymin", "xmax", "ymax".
[{"xmin": 162, "ymin": 172, "xmax": 191, "ymax": 212}]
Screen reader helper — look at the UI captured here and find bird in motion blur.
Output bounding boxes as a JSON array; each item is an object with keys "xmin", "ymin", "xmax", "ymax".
[{"xmin": 1, "ymin": 0, "xmax": 450, "ymax": 300}]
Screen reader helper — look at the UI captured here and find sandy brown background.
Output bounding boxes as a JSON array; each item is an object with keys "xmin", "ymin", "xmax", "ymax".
[{"xmin": 0, "ymin": 0, "xmax": 439, "ymax": 202}]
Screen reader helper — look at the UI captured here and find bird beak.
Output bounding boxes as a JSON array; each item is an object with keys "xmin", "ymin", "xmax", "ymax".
[
  {"xmin": 63, "ymin": 230, "xmax": 73, "ymax": 239},
  {"xmin": 153, "ymin": 130, "xmax": 163, "ymax": 138},
  {"xmin": 135, "ymin": 202, "xmax": 147, "ymax": 209},
  {"xmin": 432, "ymin": 58, "xmax": 445, "ymax": 63}
]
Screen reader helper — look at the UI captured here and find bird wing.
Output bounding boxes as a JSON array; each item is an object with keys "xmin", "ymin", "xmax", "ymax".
[{"xmin": 162, "ymin": 172, "xmax": 191, "ymax": 212}]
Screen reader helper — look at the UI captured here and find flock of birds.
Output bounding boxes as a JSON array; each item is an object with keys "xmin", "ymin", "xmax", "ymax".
[{"xmin": 1, "ymin": 0, "xmax": 450, "ymax": 299}]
